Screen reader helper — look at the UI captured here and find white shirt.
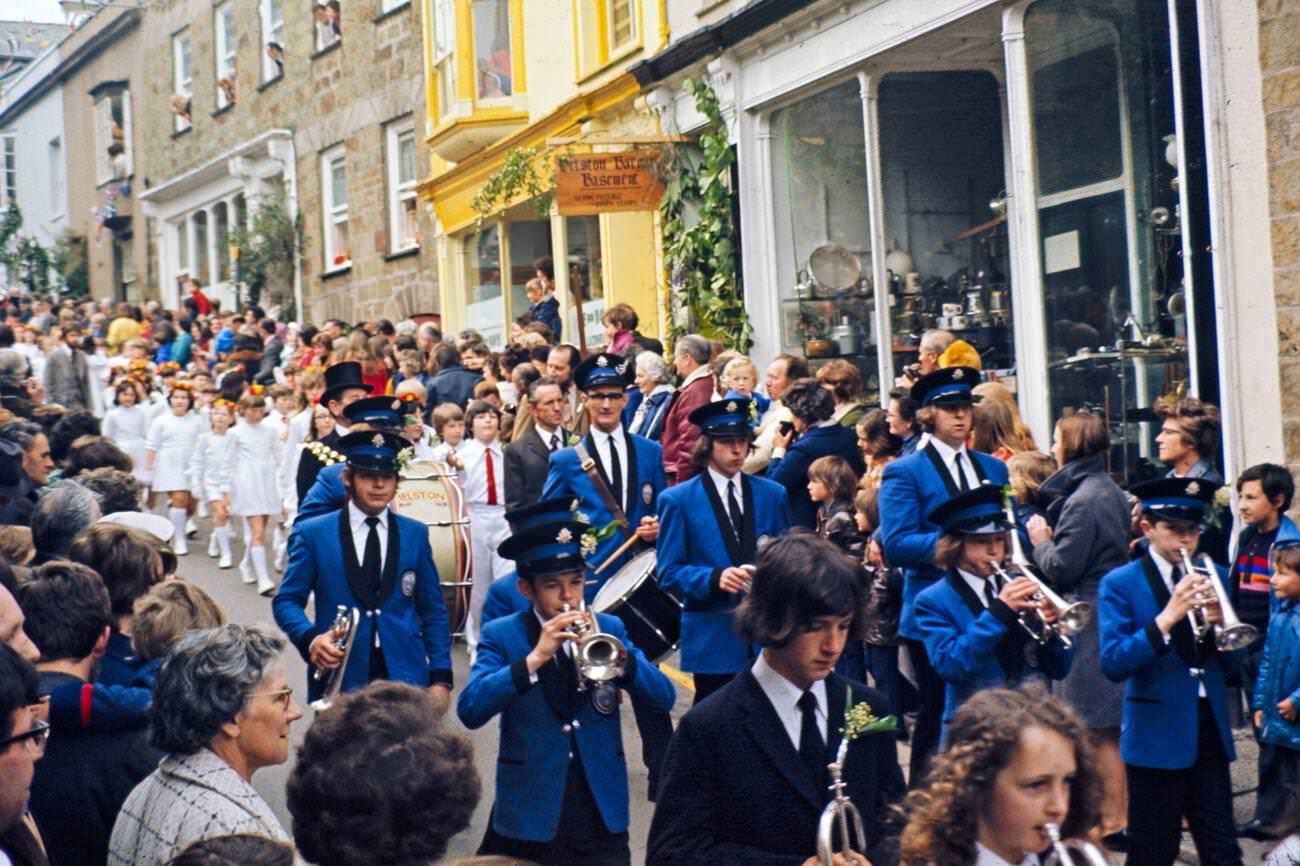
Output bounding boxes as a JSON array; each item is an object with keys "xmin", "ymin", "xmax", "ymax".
[
  {"xmin": 458, "ymin": 438, "xmax": 505, "ymax": 507},
  {"xmin": 533, "ymin": 422, "xmax": 562, "ymax": 453},
  {"xmin": 958, "ymin": 567, "xmax": 996, "ymax": 608},
  {"xmin": 347, "ymin": 502, "xmax": 389, "ymax": 572},
  {"xmin": 1149, "ymin": 549, "xmax": 1208, "ymax": 698},
  {"xmin": 593, "ymin": 424, "xmax": 629, "ymax": 507},
  {"xmin": 928, "ymin": 435, "xmax": 981, "ymax": 490},
  {"xmin": 974, "ymin": 843, "xmax": 1039, "ymax": 866},
  {"xmin": 752, "ymin": 652, "xmax": 828, "ymax": 749},
  {"xmin": 707, "ymin": 465, "xmax": 743, "ymax": 518}
]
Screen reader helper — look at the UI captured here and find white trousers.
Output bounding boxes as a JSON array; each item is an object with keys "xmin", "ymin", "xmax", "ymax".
[{"xmin": 465, "ymin": 503, "xmax": 511, "ymax": 657}]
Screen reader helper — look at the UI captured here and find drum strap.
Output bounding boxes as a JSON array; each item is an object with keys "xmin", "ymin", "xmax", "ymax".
[{"xmin": 575, "ymin": 442, "xmax": 630, "ymax": 531}]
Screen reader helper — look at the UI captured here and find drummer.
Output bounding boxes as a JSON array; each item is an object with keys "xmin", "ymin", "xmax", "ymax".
[
  {"xmin": 295, "ymin": 395, "xmax": 408, "ymax": 523},
  {"xmin": 656, "ymin": 397, "xmax": 791, "ymax": 704},
  {"xmin": 273, "ymin": 426, "xmax": 454, "ymax": 713}
]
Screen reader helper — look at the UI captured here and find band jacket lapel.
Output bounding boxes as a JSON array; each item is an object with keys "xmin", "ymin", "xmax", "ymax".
[
  {"xmin": 923, "ymin": 443, "xmax": 961, "ymax": 497},
  {"xmin": 379, "ymin": 514, "xmax": 400, "ymax": 603},
  {"xmin": 947, "ymin": 571, "xmax": 1028, "ymax": 680},
  {"xmin": 1140, "ymin": 554, "xmax": 1200, "ymax": 668},
  {"xmin": 523, "ymin": 611, "xmax": 580, "ymax": 723},
  {"xmin": 337, "ymin": 508, "xmax": 379, "ymax": 611},
  {"xmin": 623, "ymin": 429, "xmax": 640, "ymax": 516},
  {"xmin": 740, "ymin": 475, "xmax": 758, "ymax": 564},
  {"xmin": 739, "ymin": 671, "xmax": 823, "ymax": 811},
  {"xmin": 701, "ymin": 474, "xmax": 743, "ymax": 564}
]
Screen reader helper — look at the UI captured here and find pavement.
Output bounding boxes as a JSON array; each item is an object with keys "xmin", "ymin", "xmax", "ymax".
[{"xmin": 177, "ymin": 517, "xmax": 1278, "ymax": 865}]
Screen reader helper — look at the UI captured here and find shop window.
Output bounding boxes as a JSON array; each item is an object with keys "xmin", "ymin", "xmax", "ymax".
[
  {"xmin": 466, "ymin": 224, "xmax": 505, "ymax": 347},
  {"xmin": 608, "ymin": 0, "xmax": 636, "ymax": 52},
  {"xmin": 473, "ymin": 0, "xmax": 512, "ymax": 100},
  {"xmin": 576, "ymin": 0, "xmax": 640, "ymax": 77},
  {"xmin": 430, "ymin": 0, "xmax": 455, "ymax": 120},
  {"xmin": 1, "ymin": 136, "xmax": 15, "ymax": 206},
  {"xmin": 315, "ymin": 0, "xmax": 342, "ymax": 51},
  {"xmin": 93, "ymin": 89, "xmax": 132, "ymax": 184},
  {"xmin": 878, "ymin": 72, "xmax": 1015, "ymax": 383},
  {"xmin": 1026, "ymin": 0, "xmax": 1206, "ymax": 478},
  {"xmin": 172, "ymin": 31, "xmax": 192, "ymax": 133},
  {"xmin": 507, "ymin": 219, "xmax": 553, "ymax": 331},
  {"xmin": 386, "ymin": 119, "xmax": 420, "ymax": 253},
  {"xmin": 261, "ymin": 0, "xmax": 285, "ymax": 82},
  {"xmin": 566, "ymin": 215, "xmax": 605, "ymax": 351},
  {"xmin": 321, "ymin": 145, "xmax": 350, "ymax": 270},
  {"xmin": 769, "ymin": 80, "xmax": 878, "ymax": 398},
  {"xmin": 215, "ymin": 3, "xmax": 237, "ymax": 109}
]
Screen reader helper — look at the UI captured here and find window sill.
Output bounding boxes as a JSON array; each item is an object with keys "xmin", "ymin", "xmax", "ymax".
[
  {"xmin": 373, "ymin": 1, "xmax": 410, "ymax": 23},
  {"xmin": 576, "ymin": 40, "xmax": 644, "ymax": 86},
  {"xmin": 257, "ymin": 73, "xmax": 284, "ymax": 93},
  {"xmin": 211, "ymin": 103, "xmax": 234, "ymax": 118},
  {"xmin": 311, "ymin": 40, "xmax": 342, "ymax": 61},
  {"xmin": 384, "ymin": 246, "xmax": 420, "ymax": 262},
  {"xmin": 171, "ymin": 125, "xmax": 193, "ymax": 140},
  {"xmin": 321, "ymin": 263, "xmax": 352, "ymax": 279}
]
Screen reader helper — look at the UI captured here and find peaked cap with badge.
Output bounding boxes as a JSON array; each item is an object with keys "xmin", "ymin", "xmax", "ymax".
[
  {"xmin": 909, "ymin": 365, "xmax": 983, "ymax": 407},
  {"xmin": 574, "ymin": 352, "xmax": 633, "ymax": 392},
  {"xmin": 1129, "ymin": 476, "xmax": 1220, "ymax": 525}
]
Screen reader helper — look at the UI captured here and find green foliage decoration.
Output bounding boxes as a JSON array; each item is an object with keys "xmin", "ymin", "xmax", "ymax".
[
  {"xmin": 660, "ymin": 78, "xmax": 750, "ymax": 353},
  {"xmin": 471, "ymin": 145, "xmax": 555, "ymax": 221},
  {"xmin": 51, "ymin": 230, "xmax": 89, "ymax": 298},
  {"xmin": 229, "ymin": 192, "xmax": 303, "ymax": 314},
  {"xmin": 0, "ymin": 204, "xmax": 54, "ymax": 295}
]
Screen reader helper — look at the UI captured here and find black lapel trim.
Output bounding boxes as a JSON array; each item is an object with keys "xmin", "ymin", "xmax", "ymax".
[
  {"xmin": 970, "ymin": 450, "xmax": 989, "ymax": 484},
  {"xmin": 523, "ymin": 612, "xmax": 580, "ymax": 723},
  {"xmin": 702, "ymin": 474, "xmax": 743, "ymax": 564},
  {"xmin": 622, "ymin": 429, "xmax": 640, "ymax": 516},
  {"xmin": 825, "ymin": 675, "xmax": 847, "ymax": 768},
  {"xmin": 739, "ymin": 671, "xmax": 823, "ymax": 810},
  {"xmin": 378, "ymin": 512, "xmax": 400, "ymax": 603},
  {"xmin": 584, "ymin": 432, "xmax": 611, "ymax": 489},
  {"xmin": 946, "ymin": 570, "xmax": 987, "ymax": 618},
  {"xmin": 740, "ymin": 474, "xmax": 758, "ymax": 564},
  {"xmin": 923, "ymin": 443, "xmax": 961, "ymax": 497},
  {"xmin": 1140, "ymin": 555, "xmax": 1199, "ymax": 667},
  {"xmin": 337, "ymin": 508, "xmax": 378, "ymax": 611},
  {"xmin": 947, "ymin": 571, "xmax": 1027, "ymax": 679}
]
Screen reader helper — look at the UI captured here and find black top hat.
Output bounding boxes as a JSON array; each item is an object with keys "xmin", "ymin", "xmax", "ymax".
[{"xmin": 322, "ymin": 361, "xmax": 373, "ymax": 405}]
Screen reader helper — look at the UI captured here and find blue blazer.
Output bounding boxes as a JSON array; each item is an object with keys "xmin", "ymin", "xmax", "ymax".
[
  {"xmin": 273, "ymin": 508, "xmax": 453, "ymax": 702},
  {"xmin": 482, "ymin": 570, "xmax": 530, "ymax": 625},
  {"xmin": 541, "ymin": 429, "xmax": 666, "ymax": 595},
  {"xmin": 915, "ymin": 572, "xmax": 1073, "ymax": 732},
  {"xmin": 764, "ymin": 424, "xmax": 865, "ymax": 530},
  {"xmin": 1098, "ymin": 554, "xmax": 1239, "ymax": 769},
  {"xmin": 296, "ymin": 462, "xmax": 347, "ymax": 524},
  {"xmin": 1254, "ymin": 599, "xmax": 1300, "ymax": 750},
  {"xmin": 656, "ymin": 472, "xmax": 790, "ymax": 674},
  {"xmin": 879, "ymin": 443, "xmax": 1009, "ymax": 639},
  {"xmin": 458, "ymin": 610, "xmax": 676, "ymax": 843}
]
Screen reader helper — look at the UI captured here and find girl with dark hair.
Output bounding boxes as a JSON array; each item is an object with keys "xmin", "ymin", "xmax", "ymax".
[
  {"xmin": 809, "ymin": 455, "xmax": 863, "ymax": 556},
  {"xmin": 104, "ymin": 379, "xmax": 151, "ymax": 485},
  {"xmin": 899, "ymin": 686, "xmax": 1103, "ymax": 866}
]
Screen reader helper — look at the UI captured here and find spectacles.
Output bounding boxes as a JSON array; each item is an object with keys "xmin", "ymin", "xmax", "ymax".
[
  {"xmin": 248, "ymin": 687, "xmax": 295, "ymax": 710},
  {"xmin": 0, "ymin": 719, "xmax": 49, "ymax": 754},
  {"xmin": 587, "ymin": 392, "xmax": 624, "ymax": 403}
]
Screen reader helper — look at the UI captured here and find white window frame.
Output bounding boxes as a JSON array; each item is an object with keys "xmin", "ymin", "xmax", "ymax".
[
  {"xmin": 607, "ymin": 0, "xmax": 636, "ymax": 52},
  {"xmin": 172, "ymin": 31, "xmax": 192, "ymax": 132},
  {"xmin": 215, "ymin": 3, "xmax": 237, "ymax": 109},
  {"xmin": 260, "ymin": 0, "xmax": 285, "ymax": 82},
  {"xmin": 314, "ymin": 0, "xmax": 341, "ymax": 52},
  {"xmin": 430, "ymin": 0, "xmax": 455, "ymax": 121},
  {"xmin": 48, "ymin": 137, "xmax": 63, "ymax": 217},
  {"xmin": 386, "ymin": 118, "xmax": 419, "ymax": 253},
  {"xmin": 321, "ymin": 145, "xmax": 350, "ymax": 270},
  {"xmin": 1, "ymin": 136, "xmax": 15, "ymax": 206},
  {"xmin": 93, "ymin": 90, "xmax": 132, "ymax": 184}
]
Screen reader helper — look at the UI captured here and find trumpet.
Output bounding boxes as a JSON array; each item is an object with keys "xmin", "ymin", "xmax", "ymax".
[
  {"xmin": 817, "ymin": 738, "xmax": 868, "ymax": 866},
  {"xmin": 997, "ymin": 499, "xmax": 1093, "ymax": 648},
  {"xmin": 560, "ymin": 600, "xmax": 628, "ymax": 690},
  {"xmin": 311, "ymin": 605, "xmax": 359, "ymax": 712},
  {"xmin": 1178, "ymin": 547, "xmax": 1258, "ymax": 652},
  {"xmin": 1042, "ymin": 823, "xmax": 1111, "ymax": 866}
]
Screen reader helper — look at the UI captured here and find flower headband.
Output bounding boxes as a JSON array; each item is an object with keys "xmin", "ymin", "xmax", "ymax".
[{"xmin": 248, "ymin": 383, "xmax": 266, "ymax": 397}]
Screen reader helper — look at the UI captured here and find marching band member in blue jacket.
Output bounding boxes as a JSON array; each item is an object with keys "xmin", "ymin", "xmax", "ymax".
[
  {"xmin": 1098, "ymin": 477, "xmax": 1243, "ymax": 866},
  {"xmin": 481, "ymin": 497, "xmax": 581, "ymax": 627},
  {"xmin": 541, "ymin": 352, "xmax": 665, "ymax": 599},
  {"xmin": 914, "ymin": 484, "xmax": 1073, "ymax": 738},
  {"xmin": 878, "ymin": 365, "xmax": 1008, "ymax": 781},
  {"xmin": 459, "ymin": 511, "xmax": 676, "ymax": 866},
  {"xmin": 273, "ymin": 427, "xmax": 453, "ymax": 711},
  {"xmin": 657, "ymin": 397, "xmax": 790, "ymax": 704}
]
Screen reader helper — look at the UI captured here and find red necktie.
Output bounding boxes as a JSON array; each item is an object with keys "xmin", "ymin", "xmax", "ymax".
[{"xmin": 485, "ymin": 449, "xmax": 498, "ymax": 505}]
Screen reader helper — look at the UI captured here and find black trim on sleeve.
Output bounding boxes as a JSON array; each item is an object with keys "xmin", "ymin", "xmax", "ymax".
[
  {"xmin": 1145, "ymin": 622, "xmax": 1172, "ymax": 655},
  {"xmin": 509, "ymin": 660, "xmax": 533, "ymax": 693}
]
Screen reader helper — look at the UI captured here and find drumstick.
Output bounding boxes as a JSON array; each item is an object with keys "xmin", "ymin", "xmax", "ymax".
[{"xmin": 593, "ymin": 533, "xmax": 641, "ymax": 575}]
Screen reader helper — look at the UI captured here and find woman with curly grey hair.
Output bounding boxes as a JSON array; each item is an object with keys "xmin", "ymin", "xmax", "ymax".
[
  {"xmin": 765, "ymin": 377, "xmax": 866, "ymax": 529},
  {"xmin": 108, "ymin": 623, "xmax": 303, "ymax": 866}
]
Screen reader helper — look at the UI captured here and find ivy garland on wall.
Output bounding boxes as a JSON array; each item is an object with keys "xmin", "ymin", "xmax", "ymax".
[
  {"xmin": 660, "ymin": 78, "xmax": 751, "ymax": 353},
  {"xmin": 471, "ymin": 145, "xmax": 556, "ymax": 221}
]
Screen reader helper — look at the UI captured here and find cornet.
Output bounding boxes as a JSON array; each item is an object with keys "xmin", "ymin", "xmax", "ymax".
[
  {"xmin": 997, "ymin": 500, "xmax": 1093, "ymax": 649},
  {"xmin": 310, "ymin": 605, "xmax": 359, "ymax": 711},
  {"xmin": 817, "ymin": 738, "xmax": 868, "ymax": 866},
  {"xmin": 560, "ymin": 600, "xmax": 628, "ymax": 690},
  {"xmin": 1042, "ymin": 823, "xmax": 1111, "ymax": 866},
  {"xmin": 1178, "ymin": 547, "xmax": 1258, "ymax": 652}
]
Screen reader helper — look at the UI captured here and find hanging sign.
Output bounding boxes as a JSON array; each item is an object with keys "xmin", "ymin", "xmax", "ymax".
[{"xmin": 554, "ymin": 149, "xmax": 665, "ymax": 215}]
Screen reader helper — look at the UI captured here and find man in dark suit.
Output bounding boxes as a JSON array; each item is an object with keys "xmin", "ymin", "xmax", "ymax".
[
  {"xmin": 254, "ymin": 319, "xmax": 284, "ymax": 386},
  {"xmin": 648, "ymin": 532, "xmax": 905, "ymax": 866},
  {"xmin": 295, "ymin": 361, "xmax": 372, "ymax": 503},
  {"xmin": 504, "ymin": 377, "xmax": 566, "ymax": 512}
]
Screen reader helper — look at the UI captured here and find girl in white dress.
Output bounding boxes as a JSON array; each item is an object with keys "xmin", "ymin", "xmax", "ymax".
[
  {"xmin": 223, "ymin": 391, "xmax": 284, "ymax": 595},
  {"xmin": 144, "ymin": 383, "xmax": 205, "ymax": 554},
  {"xmin": 102, "ymin": 379, "xmax": 151, "ymax": 485},
  {"xmin": 189, "ymin": 399, "xmax": 235, "ymax": 568}
]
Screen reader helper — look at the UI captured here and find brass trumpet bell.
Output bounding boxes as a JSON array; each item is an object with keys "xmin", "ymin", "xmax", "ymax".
[{"xmin": 561, "ymin": 601, "xmax": 628, "ymax": 689}]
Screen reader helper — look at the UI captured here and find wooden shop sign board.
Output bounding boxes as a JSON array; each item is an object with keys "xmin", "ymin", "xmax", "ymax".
[{"xmin": 554, "ymin": 149, "xmax": 665, "ymax": 215}]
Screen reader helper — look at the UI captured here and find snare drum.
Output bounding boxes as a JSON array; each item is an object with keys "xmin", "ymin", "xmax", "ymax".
[
  {"xmin": 395, "ymin": 459, "xmax": 473, "ymax": 637},
  {"xmin": 592, "ymin": 550, "xmax": 682, "ymax": 661}
]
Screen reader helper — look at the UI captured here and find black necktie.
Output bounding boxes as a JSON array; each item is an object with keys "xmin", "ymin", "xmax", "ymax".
[
  {"xmin": 953, "ymin": 452, "xmax": 971, "ymax": 492},
  {"xmin": 726, "ymin": 479, "xmax": 743, "ymax": 541},
  {"xmin": 608, "ymin": 434, "xmax": 623, "ymax": 507},
  {"xmin": 549, "ymin": 432, "xmax": 560, "ymax": 453},
  {"xmin": 984, "ymin": 576, "xmax": 999, "ymax": 608},
  {"xmin": 798, "ymin": 690, "xmax": 827, "ymax": 795},
  {"xmin": 363, "ymin": 516, "xmax": 382, "ymax": 592}
]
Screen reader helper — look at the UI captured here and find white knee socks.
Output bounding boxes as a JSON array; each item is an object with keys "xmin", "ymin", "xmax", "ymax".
[
  {"xmin": 251, "ymin": 545, "xmax": 275, "ymax": 595},
  {"xmin": 169, "ymin": 507, "xmax": 189, "ymax": 555},
  {"xmin": 215, "ymin": 526, "xmax": 233, "ymax": 568}
]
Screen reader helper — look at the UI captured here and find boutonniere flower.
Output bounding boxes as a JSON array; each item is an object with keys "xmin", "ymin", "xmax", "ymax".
[
  {"xmin": 566, "ymin": 433, "xmax": 580, "ymax": 446},
  {"xmin": 395, "ymin": 446, "xmax": 416, "ymax": 474},
  {"xmin": 841, "ymin": 692, "xmax": 897, "ymax": 741},
  {"xmin": 580, "ymin": 519, "xmax": 621, "ymax": 560}
]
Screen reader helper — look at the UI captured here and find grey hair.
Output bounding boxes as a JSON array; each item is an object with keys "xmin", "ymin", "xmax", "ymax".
[
  {"xmin": 0, "ymin": 351, "xmax": 29, "ymax": 388},
  {"xmin": 32, "ymin": 479, "xmax": 102, "ymax": 558},
  {"xmin": 674, "ymin": 334, "xmax": 711, "ymax": 365},
  {"xmin": 919, "ymin": 328, "xmax": 955, "ymax": 356},
  {"xmin": 635, "ymin": 351, "xmax": 671, "ymax": 385},
  {"xmin": 0, "ymin": 419, "xmax": 42, "ymax": 451},
  {"xmin": 150, "ymin": 623, "xmax": 286, "ymax": 755}
]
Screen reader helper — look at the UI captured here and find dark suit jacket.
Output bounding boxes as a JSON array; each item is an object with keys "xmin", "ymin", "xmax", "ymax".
[
  {"xmin": 648, "ymin": 670, "xmax": 904, "ymax": 866},
  {"xmin": 295, "ymin": 431, "xmax": 343, "ymax": 503},
  {"xmin": 254, "ymin": 337, "xmax": 284, "ymax": 385},
  {"xmin": 503, "ymin": 425, "xmax": 553, "ymax": 513}
]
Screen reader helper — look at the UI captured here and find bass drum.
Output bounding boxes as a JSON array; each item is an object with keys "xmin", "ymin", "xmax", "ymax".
[
  {"xmin": 592, "ymin": 550, "xmax": 682, "ymax": 661},
  {"xmin": 395, "ymin": 459, "xmax": 473, "ymax": 638}
]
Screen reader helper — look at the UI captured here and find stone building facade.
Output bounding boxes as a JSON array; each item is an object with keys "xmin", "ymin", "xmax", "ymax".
[{"xmin": 135, "ymin": 0, "xmax": 437, "ymax": 322}]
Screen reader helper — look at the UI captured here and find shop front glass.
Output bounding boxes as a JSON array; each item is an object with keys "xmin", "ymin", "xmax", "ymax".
[
  {"xmin": 565, "ymin": 215, "xmax": 605, "ymax": 351},
  {"xmin": 1025, "ymin": 0, "xmax": 1213, "ymax": 479},
  {"xmin": 508, "ymin": 218, "xmax": 552, "ymax": 333},
  {"xmin": 466, "ymin": 224, "xmax": 504, "ymax": 347},
  {"xmin": 769, "ymin": 79, "xmax": 879, "ymax": 400}
]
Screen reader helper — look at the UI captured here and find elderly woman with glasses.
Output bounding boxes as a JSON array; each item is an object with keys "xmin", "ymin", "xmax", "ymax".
[
  {"xmin": 108, "ymin": 624, "xmax": 304, "ymax": 866},
  {"xmin": 626, "ymin": 351, "xmax": 675, "ymax": 441}
]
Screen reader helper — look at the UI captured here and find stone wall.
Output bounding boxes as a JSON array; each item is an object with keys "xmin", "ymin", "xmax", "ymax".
[{"xmin": 135, "ymin": 0, "xmax": 436, "ymax": 321}]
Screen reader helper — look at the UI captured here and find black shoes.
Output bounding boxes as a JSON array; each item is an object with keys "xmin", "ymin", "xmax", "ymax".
[
  {"xmin": 1101, "ymin": 831, "xmax": 1129, "ymax": 852},
  {"xmin": 1237, "ymin": 818, "xmax": 1283, "ymax": 841}
]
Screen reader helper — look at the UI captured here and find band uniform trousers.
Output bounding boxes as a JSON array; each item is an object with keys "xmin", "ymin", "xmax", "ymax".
[
  {"xmin": 1125, "ymin": 700, "xmax": 1243, "ymax": 866},
  {"xmin": 903, "ymin": 637, "xmax": 945, "ymax": 786}
]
